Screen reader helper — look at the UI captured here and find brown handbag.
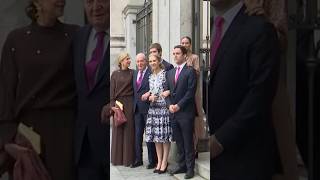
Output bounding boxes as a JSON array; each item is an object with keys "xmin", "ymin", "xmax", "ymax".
[{"xmin": 111, "ymin": 106, "xmax": 127, "ymax": 127}]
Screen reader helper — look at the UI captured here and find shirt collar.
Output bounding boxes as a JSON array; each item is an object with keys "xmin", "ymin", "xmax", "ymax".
[
  {"xmin": 177, "ymin": 62, "xmax": 187, "ymax": 70},
  {"xmin": 92, "ymin": 28, "xmax": 109, "ymax": 40},
  {"xmin": 217, "ymin": 1, "xmax": 243, "ymax": 25},
  {"xmin": 140, "ymin": 66, "xmax": 147, "ymax": 74}
]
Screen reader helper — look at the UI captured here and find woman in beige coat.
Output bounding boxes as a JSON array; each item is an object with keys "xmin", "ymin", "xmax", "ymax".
[{"xmin": 245, "ymin": 1, "xmax": 298, "ymax": 180}]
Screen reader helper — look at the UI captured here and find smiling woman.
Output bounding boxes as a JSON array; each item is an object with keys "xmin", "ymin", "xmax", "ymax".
[{"xmin": 107, "ymin": 52, "xmax": 135, "ymax": 167}]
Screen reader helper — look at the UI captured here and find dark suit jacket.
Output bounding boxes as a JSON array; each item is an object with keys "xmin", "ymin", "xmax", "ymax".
[
  {"xmin": 73, "ymin": 25, "xmax": 109, "ymax": 167},
  {"xmin": 162, "ymin": 59, "xmax": 174, "ymax": 71},
  {"xmin": 165, "ymin": 65, "xmax": 197, "ymax": 118},
  {"xmin": 208, "ymin": 6, "xmax": 280, "ymax": 178},
  {"xmin": 133, "ymin": 68, "xmax": 151, "ymax": 114}
]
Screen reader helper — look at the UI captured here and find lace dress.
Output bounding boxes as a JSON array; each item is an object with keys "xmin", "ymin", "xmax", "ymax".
[{"xmin": 145, "ymin": 70, "xmax": 172, "ymax": 143}]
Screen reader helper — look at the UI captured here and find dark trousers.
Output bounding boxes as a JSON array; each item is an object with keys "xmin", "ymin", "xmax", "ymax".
[
  {"xmin": 134, "ymin": 112, "xmax": 157, "ymax": 164},
  {"xmin": 77, "ymin": 132, "xmax": 107, "ymax": 180},
  {"xmin": 171, "ymin": 116, "xmax": 195, "ymax": 171}
]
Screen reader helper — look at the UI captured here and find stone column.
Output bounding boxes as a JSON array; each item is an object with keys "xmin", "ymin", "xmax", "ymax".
[
  {"xmin": 152, "ymin": 0, "xmax": 193, "ymax": 64},
  {"xmin": 64, "ymin": 0, "xmax": 84, "ymax": 26},
  {"xmin": 0, "ymin": 0, "xmax": 30, "ymax": 58},
  {"xmin": 123, "ymin": 2, "xmax": 144, "ymax": 68}
]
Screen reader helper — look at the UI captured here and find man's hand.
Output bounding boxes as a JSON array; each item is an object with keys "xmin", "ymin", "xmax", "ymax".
[
  {"xmin": 169, "ymin": 105, "xmax": 175, "ymax": 113},
  {"xmin": 141, "ymin": 92, "xmax": 151, "ymax": 101},
  {"xmin": 173, "ymin": 104, "xmax": 180, "ymax": 112},
  {"xmin": 210, "ymin": 135, "xmax": 224, "ymax": 159},
  {"xmin": 101, "ymin": 104, "xmax": 111, "ymax": 124}
]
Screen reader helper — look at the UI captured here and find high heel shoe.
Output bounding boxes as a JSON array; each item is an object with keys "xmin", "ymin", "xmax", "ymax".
[
  {"xmin": 158, "ymin": 163, "xmax": 168, "ymax": 174},
  {"xmin": 153, "ymin": 168, "xmax": 160, "ymax": 173}
]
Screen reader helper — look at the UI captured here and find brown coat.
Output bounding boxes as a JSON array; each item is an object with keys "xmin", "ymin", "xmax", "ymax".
[
  {"xmin": 264, "ymin": 1, "xmax": 298, "ymax": 179},
  {"xmin": 110, "ymin": 69, "xmax": 135, "ymax": 166},
  {"xmin": 0, "ymin": 21, "xmax": 78, "ymax": 180},
  {"xmin": 245, "ymin": 0, "xmax": 298, "ymax": 180},
  {"xmin": 186, "ymin": 54, "xmax": 206, "ymax": 144},
  {"xmin": 245, "ymin": 0, "xmax": 298, "ymax": 179}
]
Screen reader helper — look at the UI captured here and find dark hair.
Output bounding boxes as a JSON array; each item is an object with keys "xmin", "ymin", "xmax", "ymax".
[
  {"xmin": 25, "ymin": 1, "xmax": 38, "ymax": 21},
  {"xmin": 149, "ymin": 43, "xmax": 162, "ymax": 55},
  {"xmin": 181, "ymin": 36, "xmax": 192, "ymax": 44},
  {"xmin": 174, "ymin": 45, "xmax": 187, "ymax": 55}
]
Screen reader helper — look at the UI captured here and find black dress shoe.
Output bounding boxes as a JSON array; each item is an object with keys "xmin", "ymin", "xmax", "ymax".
[
  {"xmin": 195, "ymin": 151, "xmax": 198, "ymax": 159},
  {"xmin": 146, "ymin": 163, "xmax": 156, "ymax": 169},
  {"xmin": 130, "ymin": 161, "xmax": 143, "ymax": 168},
  {"xmin": 169, "ymin": 166, "xmax": 187, "ymax": 175},
  {"xmin": 158, "ymin": 163, "xmax": 168, "ymax": 174},
  {"xmin": 184, "ymin": 170, "xmax": 194, "ymax": 179}
]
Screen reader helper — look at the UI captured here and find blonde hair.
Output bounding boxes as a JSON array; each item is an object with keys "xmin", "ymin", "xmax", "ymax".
[
  {"xmin": 117, "ymin": 52, "xmax": 130, "ymax": 69},
  {"xmin": 26, "ymin": 0, "xmax": 39, "ymax": 21},
  {"xmin": 148, "ymin": 54, "xmax": 164, "ymax": 70}
]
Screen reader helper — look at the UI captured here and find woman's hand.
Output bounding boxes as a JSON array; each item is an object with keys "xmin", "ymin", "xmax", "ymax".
[
  {"xmin": 161, "ymin": 90, "xmax": 170, "ymax": 98},
  {"xmin": 244, "ymin": 0, "xmax": 265, "ymax": 16},
  {"xmin": 141, "ymin": 92, "xmax": 151, "ymax": 101},
  {"xmin": 149, "ymin": 95, "xmax": 157, "ymax": 102}
]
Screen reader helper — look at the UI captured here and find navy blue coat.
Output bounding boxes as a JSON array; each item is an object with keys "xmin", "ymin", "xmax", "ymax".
[
  {"xmin": 72, "ymin": 25, "xmax": 109, "ymax": 167},
  {"xmin": 165, "ymin": 65, "xmax": 197, "ymax": 119},
  {"xmin": 133, "ymin": 68, "xmax": 151, "ymax": 114},
  {"xmin": 208, "ymin": 6, "xmax": 280, "ymax": 178}
]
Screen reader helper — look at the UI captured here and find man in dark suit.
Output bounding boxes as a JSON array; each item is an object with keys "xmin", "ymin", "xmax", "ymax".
[
  {"xmin": 209, "ymin": 0, "xmax": 280, "ymax": 179},
  {"xmin": 72, "ymin": 0, "xmax": 109, "ymax": 180},
  {"xmin": 131, "ymin": 53, "xmax": 157, "ymax": 169},
  {"xmin": 165, "ymin": 45, "xmax": 197, "ymax": 179},
  {"xmin": 149, "ymin": 43, "xmax": 174, "ymax": 71}
]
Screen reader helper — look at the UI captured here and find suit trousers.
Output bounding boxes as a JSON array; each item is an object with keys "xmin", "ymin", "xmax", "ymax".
[
  {"xmin": 77, "ymin": 130, "xmax": 107, "ymax": 180},
  {"xmin": 134, "ymin": 112, "xmax": 157, "ymax": 164},
  {"xmin": 171, "ymin": 116, "xmax": 195, "ymax": 171}
]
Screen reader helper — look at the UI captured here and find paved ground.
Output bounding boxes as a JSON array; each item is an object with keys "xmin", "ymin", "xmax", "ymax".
[
  {"xmin": 110, "ymin": 126, "xmax": 177, "ymax": 180},
  {"xmin": 110, "ymin": 158, "xmax": 177, "ymax": 180}
]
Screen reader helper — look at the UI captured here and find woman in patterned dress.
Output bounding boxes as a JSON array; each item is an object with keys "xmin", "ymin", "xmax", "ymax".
[{"xmin": 142, "ymin": 54, "xmax": 172, "ymax": 174}]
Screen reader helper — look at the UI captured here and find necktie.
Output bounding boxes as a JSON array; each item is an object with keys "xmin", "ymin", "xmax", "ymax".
[
  {"xmin": 210, "ymin": 16, "xmax": 224, "ymax": 68},
  {"xmin": 175, "ymin": 66, "xmax": 181, "ymax": 84},
  {"xmin": 136, "ymin": 70, "xmax": 143, "ymax": 88},
  {"xmin": 86, "ymin": 31, "xmax": 106, "ymax": 90}
]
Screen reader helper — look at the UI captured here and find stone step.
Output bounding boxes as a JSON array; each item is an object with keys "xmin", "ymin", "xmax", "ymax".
[
  {"xmin": 194, "ymin": 152, "xmax": 210, "ymax": 180},
  {"xmin": 173, "ymin": 173, "xmax": 207, "ymax": 180}
]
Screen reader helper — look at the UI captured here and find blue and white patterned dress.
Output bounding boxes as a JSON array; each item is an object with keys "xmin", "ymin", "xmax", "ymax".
[{"xmin": 145, "ymin": 70, "xmax": 172, "ymax": 143}]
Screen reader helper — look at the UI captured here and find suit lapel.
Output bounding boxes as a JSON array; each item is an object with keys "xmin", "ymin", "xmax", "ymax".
[
  {"xmin": 211, "ymin": 6, "xmax": 247, "ymax": 75},
  {"xmin": 89, "ymin": 42, "xmax": 110, "ymax": 94},
  {"xmin": 138, "ymin": 68, "xmax": 150, "ymax": 92},
  {"xmin": 174, "ymin": 65, "xmax": 187, "ymax": 91}
]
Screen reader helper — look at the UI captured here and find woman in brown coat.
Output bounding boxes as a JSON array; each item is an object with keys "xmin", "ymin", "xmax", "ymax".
[
  {"xmin": 0, "ymin": 0, "xmax": 78, "ymax": 179},
  {"xmin": 110, "ymin": 52, "xmax": 135, "ymax": 166}
]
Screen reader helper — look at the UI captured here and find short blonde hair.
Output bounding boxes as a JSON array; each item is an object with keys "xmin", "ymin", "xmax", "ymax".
[{"xmin": 117, "ymin": 52, "xmax": 130, "ymax": 69}]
